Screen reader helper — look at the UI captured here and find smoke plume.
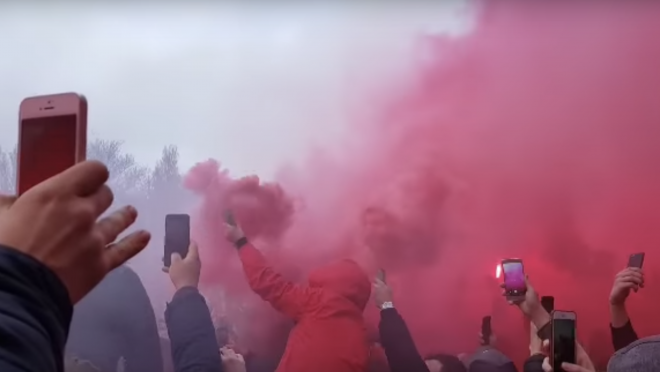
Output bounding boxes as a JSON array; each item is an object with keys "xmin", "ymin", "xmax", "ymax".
[{"xmin": 186, "ymin": 1, "xmax": 660, "ymax": 364}]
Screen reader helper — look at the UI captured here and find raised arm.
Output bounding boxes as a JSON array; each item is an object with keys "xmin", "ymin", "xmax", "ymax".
[
  {"xmin": 237, "ymin": 240, "xmax": 315, "ymax": 321},
  {"xmin": 609, "ymin": 268, "xmax": 642, "ymax": 350}
]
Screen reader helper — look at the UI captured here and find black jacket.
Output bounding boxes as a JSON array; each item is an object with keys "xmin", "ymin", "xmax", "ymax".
[
  {"xmin": 165, "ymin": 286, "xmax": 223, "ymax": 372},
  {"xmin": 378, "ymin": 307, "xmax": 429, "ymax": 372},
  {"xmin": 522, "ymin": 354, "xmax": 544, "ymax": 372},
  {"xmin": 66, "ymin": 265, "xmax": 163, "ymax": 372},
  {"xmin": 610, "ymin": 320, "xmax": 638, "ymax": 352},
  {"xmin": 0, "ymin": 244, "xmax": 72, "ymax": 372}
]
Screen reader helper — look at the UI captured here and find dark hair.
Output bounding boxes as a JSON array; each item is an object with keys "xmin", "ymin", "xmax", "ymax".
[{"xmin": 425, "ymin": 354, "xmax": 467, "ymax": 372}]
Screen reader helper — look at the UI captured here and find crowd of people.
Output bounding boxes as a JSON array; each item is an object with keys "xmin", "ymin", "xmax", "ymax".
[{"xmin": 0, "ymin": 160, "xmax": 656, "ymax": 372}]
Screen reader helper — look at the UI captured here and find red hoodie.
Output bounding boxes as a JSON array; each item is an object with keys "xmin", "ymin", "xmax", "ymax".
[{"xmin": 238, "ymin": 243, "xmax": 372, "ymax": 372}]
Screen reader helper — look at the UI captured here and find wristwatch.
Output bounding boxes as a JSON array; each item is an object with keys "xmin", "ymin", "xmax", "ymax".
[{"xmin": 380, "ymin": 301, "xmax": 394, "ymax": 310}]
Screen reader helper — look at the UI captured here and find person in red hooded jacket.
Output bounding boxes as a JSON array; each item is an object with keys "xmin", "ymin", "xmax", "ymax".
[{"xmin": 225, "ymin": 218, "xmax": 372, "ymax": 372}]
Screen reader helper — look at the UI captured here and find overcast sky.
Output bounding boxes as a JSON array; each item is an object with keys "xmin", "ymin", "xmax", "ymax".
[{"xmin": 0, "ymin": 2, "xmax": 469, "ymax": 179}]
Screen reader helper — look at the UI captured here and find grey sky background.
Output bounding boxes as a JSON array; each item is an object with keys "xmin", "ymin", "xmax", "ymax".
[{"xmin": 0, "ymin": 2, "xmax": 470, "ymax": 180}]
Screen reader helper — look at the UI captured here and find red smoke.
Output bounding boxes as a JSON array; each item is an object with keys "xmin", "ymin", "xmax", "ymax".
[{"xmin": 186, "ymin": 2, "xmax": 660, "ymax": 367}]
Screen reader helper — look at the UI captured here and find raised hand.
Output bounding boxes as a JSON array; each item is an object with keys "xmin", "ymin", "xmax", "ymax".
[{"xmin": 0, "ymin": 161, "xmax": 151, "ymax": 303}]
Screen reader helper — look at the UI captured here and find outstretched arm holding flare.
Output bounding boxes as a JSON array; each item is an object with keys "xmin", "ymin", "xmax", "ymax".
[{"xmin": 224, "ymin": 212, "xmax": 319, "ymax": 321}]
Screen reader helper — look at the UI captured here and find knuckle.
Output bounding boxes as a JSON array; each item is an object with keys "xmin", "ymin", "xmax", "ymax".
[{"xmin": 72, "ymin": 203, "xmax": 96, "ymax": 227}]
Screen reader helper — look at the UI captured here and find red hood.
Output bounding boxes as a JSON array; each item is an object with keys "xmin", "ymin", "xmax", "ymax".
[{"xmin": 308, "ymin": 259, "xmax": 371, "ymax": 311}]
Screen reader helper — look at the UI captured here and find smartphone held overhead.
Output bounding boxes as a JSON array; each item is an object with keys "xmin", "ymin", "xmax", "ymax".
[
  {"xmin": 501, "ymin": 258, "xmax": 527, "ymax": 298},
  {"xmin": 18, "ymin": 93, "xmax": 88, "ymax": 195},
  {"xmin": 541, "ymin": 296, "xmax": 555, "ymax": 313},
  {"xmin": 551, "ymin": 310, "xmax": 577, "ymax": 372},
  {"xmin": 481, "ymin": 316, "xmax": 492, "ymax": 345},
  {"xmin": 627, "ymin": 252, "xmax": 645, "ymax": 269},
  {"xmin": 163, "ymin": 214, "xmax": 191, "ymax": 267}
]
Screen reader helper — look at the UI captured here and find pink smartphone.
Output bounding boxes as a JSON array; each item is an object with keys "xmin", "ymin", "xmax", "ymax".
[{"xmin": 17, "ymin": 93, "xmax": 88, "ymax": 195}]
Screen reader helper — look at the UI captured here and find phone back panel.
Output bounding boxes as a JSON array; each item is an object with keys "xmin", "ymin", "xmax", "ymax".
[{"xmin": 164, "ymin": 214, "xmax": 190, "ymax": 267}]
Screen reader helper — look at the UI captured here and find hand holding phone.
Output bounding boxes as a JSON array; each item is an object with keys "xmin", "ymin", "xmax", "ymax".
[
  {"xmin": 551, "ymin": 311, "xmax": 577, "ymax": 372},
  {"xmin": 627, "ymin": 252, "xmax": 645, "ymax": 293},
  {"xmin": 501, "ymin": 259, "xmax": 527, "ymax": 299},
  {"xmin": 164, "ymin": 214, "xmax": 191, "ymax": 267}
]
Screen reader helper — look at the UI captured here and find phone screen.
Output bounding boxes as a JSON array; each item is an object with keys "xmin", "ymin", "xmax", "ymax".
[
  {"xmin": 19, "ymin": 115, "xmax": 77, "ymax": 194},
  {"xmin": 164, "ymin": 214, "xmax": 191, "ymax": 267},
  {"xmin": 503, "ymin": 261, "xmax": 526, "ymax": 296},
  {"xmin": 552, "ymin": 318, "xmax": 576, "ymax": 371}
]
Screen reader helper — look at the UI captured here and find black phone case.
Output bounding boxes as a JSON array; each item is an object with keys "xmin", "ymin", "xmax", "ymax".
[
  {"xmin": 481, "ymin": 316, "xmax": 492, "ymax": 344},
  {"xmin": 164, "ymin": 214, "xmax": 191, "ymax": 267},
  {"xmin": 541, "ymin": 296, "xmax": 555, "ymax": 313},
  {"xmin": 628, "ymin": 253, "xmax": 645, "ymax": 268}
]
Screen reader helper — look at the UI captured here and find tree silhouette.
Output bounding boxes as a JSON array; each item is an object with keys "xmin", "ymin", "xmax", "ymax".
[
  {"xmin": 87, "ymin": 139, "xmax": 150, "ymax": 197},
  {"xmin": 0, "ymin": 145, "xmax": 17, "ymax": 193}
]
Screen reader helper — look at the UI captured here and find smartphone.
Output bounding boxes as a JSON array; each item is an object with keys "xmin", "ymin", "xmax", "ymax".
[
  {"xmin": 481, "ymin": 316, "xmax": 492, "ymax": 345},
  {"xmin": 551, "ymin": 311, "xmax": 577, "ymax": 372},
  {"xmin": 501, "ymin": 258, "xmax": 527, "ymax": 298},
  {"xmin": 541, "ymin": 296, "xmax": 555, "ymax": 313},
  {"xmin": 17, "ymin": 93, "xmax": 88, "ymax": 195},
  {"xmin": 628, "ymin": 252, "xmax": 645, "ymax": 269},
  {"xmin": 377, "ymin": 268, "xmax": 386, "ymax": 283},
  {"xmin": 224, "ymin": 210, "xmax": 237, "ymax": 227},
  {"xmin": 163, "ymin": 214, "xmax": 191, "ymax": 267}
]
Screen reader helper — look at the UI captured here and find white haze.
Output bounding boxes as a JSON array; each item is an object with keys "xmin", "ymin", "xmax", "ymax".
[{"xmin": 0, "ymin": 1, "xmax": 471, "ymax": 327}]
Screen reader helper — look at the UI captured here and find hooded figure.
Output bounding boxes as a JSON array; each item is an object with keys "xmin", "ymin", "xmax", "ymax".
[{"xmin": 238, "ymin": 242, "xmax": 372, "ymax": 372}]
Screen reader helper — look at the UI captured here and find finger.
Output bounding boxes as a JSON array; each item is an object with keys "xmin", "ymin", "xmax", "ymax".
[
  {"xmin": 524, "ymin": 275, "xmax": 534, "ymax": 290},
  {"xmin": 48, "ymin": 160, "xmax": 110, "ymax": 197},
  {"xmin": 185, "ymin": 242, "xmax": 199, "ymax": 261},
  {"xmin": 542, "ymin": 357, "xmax": 552, "ymax": 372},
  {"xmin": 94, "ymin": 206, "xmax": 138, "ymax": 244},
  {"xmin": 88, "ymin": 184, "xmax": 114, "ymax": 217},
  {"xmin": 619, "ymin": 275, "xmax": 643, "ymax": 285},
  {"xmin": 103, "ymin": 230, "xmax": 151, "ymax": 271}
]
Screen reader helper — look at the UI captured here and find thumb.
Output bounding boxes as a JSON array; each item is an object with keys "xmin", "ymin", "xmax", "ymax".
[
  {"xmin": 562, "ymin": 363, "xmax": 589, "ymax": 372},
  {"xmin": 186, "ymin": 242, "xmax": 199, "ymax": 261},
  {"xmin": 171, "ymin": 252, "xmax": 183, "ymax": 265}
]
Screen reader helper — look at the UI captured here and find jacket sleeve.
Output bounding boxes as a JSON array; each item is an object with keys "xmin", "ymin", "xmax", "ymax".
[
  {"xmin": 523, "ymin": 354, "xmax": 545, "ymax": 372},
  {"xmin": 378, "ymin": 308, "xmax": 429, "ymax": 372},
  {"xmin": 610, "ymin": 320, "xmax": 638, "ymax": 351},
  {"xmin": 0, "ymin": 245, "xmax": 73, "ymax": 372},
  {"xmin": 166, "ymin": 287, "xmax": 223, "ymax": 372},
  {"xmin": 238, "ymin": 243, "xmax": 316, "ymax": 321}
]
